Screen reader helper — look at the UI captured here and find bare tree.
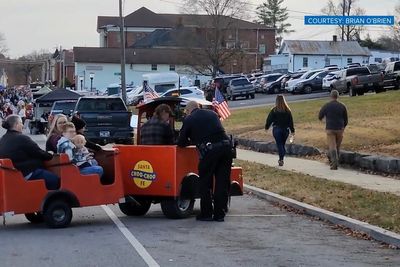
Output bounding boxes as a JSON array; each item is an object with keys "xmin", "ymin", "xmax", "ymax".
[
  {"xmin": 0, "ymin": 32, "xmax": 8, "ymax": 55},
  {"xmin": 17, "ymin": 50, "xmax": 51, "ymax": 84},
  {"xmin": 322, "ymin": 0, "xmax": 365, "ymax": 41},
  {"xmin": 181, "ymin": 0, "xmax": 250, "ymax": 77}
]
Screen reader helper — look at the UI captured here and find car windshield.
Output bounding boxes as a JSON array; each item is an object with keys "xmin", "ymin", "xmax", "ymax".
[
  {"xmin": 347, "ymin": 67, "xmax": 370, "ymax": 76},
  {"xmin": 52, "ymin": 102, "xmax": 77, "ymax": 115},
  {"xmin": 154, "ymin": 84, "xmax": 176, "ymax": 94},
  {"xmin": 231, "ymin": 79, "xmax": 250, "ymax": 86},
  {"xmin": 77, "ymin": 98, "xmax": 126, "ymax": 112}
]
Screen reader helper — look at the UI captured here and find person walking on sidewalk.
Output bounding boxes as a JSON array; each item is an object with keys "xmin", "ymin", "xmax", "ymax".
[
  {"xmin": 265, "ymin": 95, "xmax": 295, "ymax": 166},
  {"xmin": 318, "ymin": 90, "xmax": 348, "ymax": 170}
]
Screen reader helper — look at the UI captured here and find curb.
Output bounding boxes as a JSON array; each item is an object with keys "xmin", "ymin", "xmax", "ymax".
[{"xmin": 244, "ymin": 184, "xmax": 400, "ymax": 248}]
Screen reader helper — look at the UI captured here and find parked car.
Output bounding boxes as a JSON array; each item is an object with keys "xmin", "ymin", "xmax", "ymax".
[
  {"xmin": 227, "ymin": 78, "xmax": 255, "ymax": 100},
  {"xmin": 73, "ymin": 96, "xmax": 134, "ymax": 145},
  {"xmin": 383, "ymin": 61, "xmax": 400, "ymax": 89},
  {"xmin": 281, "ymin": 72, "xmax": 303, "ymax": 91},
  {"xmin": 264, "ymin": 74, "xmax": 286, "ymax": 94},
  {"xmin": 258, "ymin": 73, "xmax": 282, "ymax": 93},
  {"xmin": 322, "ymin": 71, "xmax": 341, "ymax": 91},
  {"xmin": 292, "ymin": 70, "xmax": 329, "ymax": 94},
  {"xmin": 285, "ymin": 69, "xmax": 323, "ymax": 93},
  {"xmin": 161, "ymin": 86, "xmax": 205, "ymax": 100},
  {"xmin": 48, "ymin": 100, "xmax": 77, "ymax": 125},
  {"xmin": 212, "ymin": 75, "xmax": 243, "ymax": 95},
  {"xmin": 330, "ymin": 67, "xmax": 385, "ymax": 96}
]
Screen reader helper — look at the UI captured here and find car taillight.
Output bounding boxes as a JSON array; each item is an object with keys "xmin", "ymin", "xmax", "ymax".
[
  {"xmin": 380, "ymin": 73, "xmax": 384, "ymax": 81},
  {"xmin": 352, "ymin": 77, "xmax": 358, "ymax": 85}
]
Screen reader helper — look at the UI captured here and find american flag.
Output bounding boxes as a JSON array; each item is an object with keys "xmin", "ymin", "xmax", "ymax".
[
  {"xmin": 143, "ymin": 82, "xmax": 160, "ymax": 102},
  {"xmin": 213, "ymin": 88, "xmax": 231, "ymax": 120}
]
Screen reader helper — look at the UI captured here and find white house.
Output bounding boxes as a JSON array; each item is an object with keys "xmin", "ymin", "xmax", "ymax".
[
  {"xmin": 73, "ymin": 47, "xmax": 211, "ymax": 92},
  {"xmin": 369, "ymin": 49, "xmax": 400, "ymax": 64},
  {"xmin": 265, "ymin": 38, "xmax": 371, "ymax": 72}
]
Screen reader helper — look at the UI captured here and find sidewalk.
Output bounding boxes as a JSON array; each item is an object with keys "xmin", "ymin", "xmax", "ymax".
[{"xmin": 237, "ymin": 149, "xmax": 400, "ymax": 196}]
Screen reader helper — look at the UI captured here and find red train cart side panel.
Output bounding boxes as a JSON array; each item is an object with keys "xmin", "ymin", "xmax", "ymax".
[
  {"xmin": 0, "ymin": 159, "xmax": 48, "ymax": 215},
  {"xmin": 115, "ymin": 145, "xmax": 178, "ymax": 197},
  {"xmin": 45, "ymin": 151, "xmax": 124, "ymax": 207}
]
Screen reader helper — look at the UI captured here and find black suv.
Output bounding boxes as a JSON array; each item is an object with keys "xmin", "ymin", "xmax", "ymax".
[{"xmin": 74, "ymin": 96, "xmax": 134, "ymax": 145}]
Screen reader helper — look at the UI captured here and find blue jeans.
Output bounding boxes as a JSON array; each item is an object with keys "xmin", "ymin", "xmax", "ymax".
[
  {"xmin": 28, "ymin": 168, "xmax": 60, "ymax": 190},
  {"xmin": 273, "ymin": 127, "xmax": 289, "ymax": 161},
  {"xmin": 80, "ymin": 166, "xmax": 104, "ymax": 177}
]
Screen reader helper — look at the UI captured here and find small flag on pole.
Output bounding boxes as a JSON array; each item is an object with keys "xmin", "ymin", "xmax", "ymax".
[
  {"xmin": 143, "ymin": 81, "xmax": 160, "ymax": 102},
  {"xmin": 212, "ymin": 88, "xmax": 231, "ymax": 120}
]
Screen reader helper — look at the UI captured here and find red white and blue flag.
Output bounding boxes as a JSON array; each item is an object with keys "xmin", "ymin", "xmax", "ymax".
[
  {"xmin": 213, "ymin": 88, "xmax": 231, "ymax": 120},
  {"xmin": 143, "ymin": 82, "xmax": 160, "ymax": 102}
]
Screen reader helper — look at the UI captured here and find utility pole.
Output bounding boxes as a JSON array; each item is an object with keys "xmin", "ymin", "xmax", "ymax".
[
  {"xmin": 341, "ymin": 0, "xmax": 345, "ymax": 41},
  {"xmin": 119, "ymin": 0, "xmax": 127, "ymax": 104}
]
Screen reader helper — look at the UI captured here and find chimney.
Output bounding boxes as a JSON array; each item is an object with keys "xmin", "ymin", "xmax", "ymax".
[{"xmin": 333, "ymin": 35, "xmax": 338, "ymax": 42}]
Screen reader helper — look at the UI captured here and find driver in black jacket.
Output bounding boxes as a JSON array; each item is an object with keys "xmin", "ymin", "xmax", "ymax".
[{"xmin": 0, "ymin": 115, "xmax": 60, "ymax": 190}]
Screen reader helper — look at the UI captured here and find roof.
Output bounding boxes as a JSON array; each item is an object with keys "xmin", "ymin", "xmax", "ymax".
[
  {"xmin": 98, "ymin": 7, "xmax": 173, "ymax": 29},
  {"xmin": 280, "ymin": 40, "xmax": 371, "ymax": 56},
  {"xmin": 160, "ymin": 14, "xmax": 272, "ymax": 30},
  {"xmin": 33, "ymin": 86, "xmax": 52, "ymax": 95},
  {"xmin": 132, "ymin": 27, "xmax": 205, "ymax": 48},
  {"xmin": 97, "ymin": 7, "xmax": 272, "ymax": 30},
  {"xmin": 36, "ymin": 88, "xmax": 82, "ymax": 103},
  {"xmin": 73, "ymin": 47, "xmax": 207, "ymax": 66}
]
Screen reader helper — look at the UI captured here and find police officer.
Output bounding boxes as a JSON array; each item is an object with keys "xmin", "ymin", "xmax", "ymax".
[{"xmin": 177, "ymin": 101, "xmax": 232, "ymax": 222}]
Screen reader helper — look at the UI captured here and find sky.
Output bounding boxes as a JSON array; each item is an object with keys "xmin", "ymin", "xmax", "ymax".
[{"xmin": 0, "ymin": 0, "xmax": 398, "ymax": 58}]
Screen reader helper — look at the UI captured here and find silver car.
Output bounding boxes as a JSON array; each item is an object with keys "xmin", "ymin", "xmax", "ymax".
[{"xmin": 227, "ymin": 78, "xmax": 256, "ymax": 100}]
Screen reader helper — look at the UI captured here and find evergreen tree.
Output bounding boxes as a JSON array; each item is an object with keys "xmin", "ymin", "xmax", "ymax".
[{"xmin": 256, "ymin": 0, "xmax": 293, "ymax": 48}]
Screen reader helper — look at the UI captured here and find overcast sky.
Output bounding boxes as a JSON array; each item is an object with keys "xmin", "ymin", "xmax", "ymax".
[{"xmin": 0, "ymin": 0, "xmax": 397, "ymax": 58}]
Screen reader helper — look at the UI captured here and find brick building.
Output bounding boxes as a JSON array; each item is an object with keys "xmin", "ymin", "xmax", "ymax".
[{"xmin": 96, "ymin": 7, "xmax": 276, "ymax": 74}]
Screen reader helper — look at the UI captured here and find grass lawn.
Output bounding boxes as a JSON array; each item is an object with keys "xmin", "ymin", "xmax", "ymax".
[
  {"xmin": 238, "ymin": 159, "xmax": 400, "ymax": 234},
  {"xmin": 225, "ymin": 91, "xmax": 400, "ymax": 157}
]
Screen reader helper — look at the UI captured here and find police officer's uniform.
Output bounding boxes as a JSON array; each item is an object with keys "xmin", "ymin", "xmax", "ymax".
[{"xmin": 177, "ymin": 108, "xmax": 232, "ymax": 221}]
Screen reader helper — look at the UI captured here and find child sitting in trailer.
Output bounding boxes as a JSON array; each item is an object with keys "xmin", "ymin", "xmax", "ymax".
[
  {"xmin": 71, "ymin": 135, "xmax": 98, "ymax": 168},
  {"xmin": 57, "ymin": 122, "xmax": 103, "ymax": 178}
]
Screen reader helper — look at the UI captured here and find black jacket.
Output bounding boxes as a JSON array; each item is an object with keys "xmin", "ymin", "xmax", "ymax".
[
  {"xmin": 177, "ymin": 108, "xmax": 229, "ymax": 147},
  {"xmin": 0, "ymin": 130, "xmax": 53, "ymax": 176},
  {"xmin": 265, "ymin": 108, "xmax": 295, "ymax": 133},
  {"xmin": 318, "ymin": 100, "xmax": 348, "ymax": 130}
]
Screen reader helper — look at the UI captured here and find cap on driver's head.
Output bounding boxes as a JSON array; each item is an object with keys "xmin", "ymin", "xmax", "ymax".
[{"xmin": 185, "ymin": 101, "xmax": 199, "ymax": 113}]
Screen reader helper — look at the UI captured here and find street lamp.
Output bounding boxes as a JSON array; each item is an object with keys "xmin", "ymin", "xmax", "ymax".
[
  {"xmin": 89, "ymin": 73, "xmax": 94, "ymax": 92},
  {"xmin": 79, "ymin": 76, "xmax": 84, "ymax": 91}
]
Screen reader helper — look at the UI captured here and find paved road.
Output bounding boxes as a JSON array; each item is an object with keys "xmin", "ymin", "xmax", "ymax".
[
  {"xmin": 228, "ymin": 92, "xmax": 329, "ymax": 109},
  {"xmin": 1, "ymin": 130, "xmax": 399, "ymax": 266}
]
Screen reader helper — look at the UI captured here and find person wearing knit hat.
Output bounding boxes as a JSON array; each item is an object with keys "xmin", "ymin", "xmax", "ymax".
[
  {"xmin": 71, "ymin": 116, "xmax": 86, "ymax": 132},
  {"xmin": 71, "ymin": 115, "xmax": 102, "ymax": 152}
]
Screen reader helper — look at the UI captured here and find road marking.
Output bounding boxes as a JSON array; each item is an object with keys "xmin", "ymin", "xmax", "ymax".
[
  {"xmin": 102, "ymin": 205, "xmax": 160, "ymax": 267},
  {"xmin": 226, "ymin": 214, "xmax": 287, "ymax": 217}
]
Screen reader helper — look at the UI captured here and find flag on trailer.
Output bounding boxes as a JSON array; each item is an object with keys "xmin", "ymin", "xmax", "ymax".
[
  {"xmin": 212, "ymin": 88, "xmax": 231, "ymax": 120},
  {"xmin": 143, "ymin": 81, "xmax": 159, "ymax": 102}
]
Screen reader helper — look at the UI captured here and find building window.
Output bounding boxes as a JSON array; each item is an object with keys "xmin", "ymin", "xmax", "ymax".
[
  {"xmin": 226, "ymin": 41, "xmax": 235, "ymax": 49},
  {"xmin": 151, "ymin": 64, "xmax": 157, "ymax": 71},
  {"xmin": 261, "ymin": 34, "xmax": 265, "ymax": 39},
  {"xmin": 169, "ymin": 65, "xmax": 175, "ymax": 71},
  {"xmin": 347, "ymin": 58, "xmax": 353, "ymax": 64},
  {"xmin": 240, "ymin": 41, "xmax": 250, "ymax": 49},
  {"xmin": 303, "ymin": 57, "xmax": 308, "ymax": 68}
]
